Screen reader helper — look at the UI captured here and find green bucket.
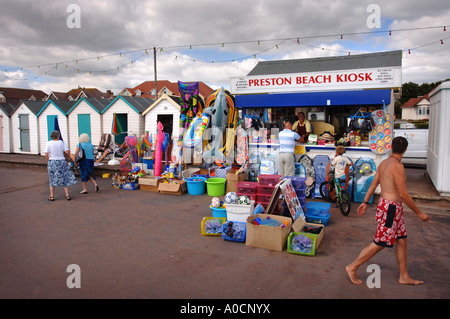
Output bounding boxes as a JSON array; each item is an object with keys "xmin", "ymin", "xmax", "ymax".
[{"xmin": 205, "ymin": 178, "xmax": 226, "ymax": 196}]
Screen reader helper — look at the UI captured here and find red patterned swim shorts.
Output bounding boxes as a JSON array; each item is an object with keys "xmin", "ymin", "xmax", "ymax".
[{"xmin": 373, "ymin": 197, "xmax": 407, "ymax": 247}]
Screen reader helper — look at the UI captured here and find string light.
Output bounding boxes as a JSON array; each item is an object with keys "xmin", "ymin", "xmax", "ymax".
[{"xmin": 2, "ymin": 24, "xmax": 449, "ymax": 81}]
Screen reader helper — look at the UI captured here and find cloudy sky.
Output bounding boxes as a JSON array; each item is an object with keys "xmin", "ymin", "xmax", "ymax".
[{"xmin": 0, "ymin": 0, "xmax": 449, "ymax": 95}]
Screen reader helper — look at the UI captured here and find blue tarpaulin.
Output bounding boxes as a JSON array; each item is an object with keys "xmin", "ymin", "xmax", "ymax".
[{"xmin": 235, "ymin": 89, "xmax": 391, "ymax": 108}]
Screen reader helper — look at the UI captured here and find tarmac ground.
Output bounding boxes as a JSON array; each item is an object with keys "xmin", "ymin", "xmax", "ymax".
[{"xmin": 0, "ymin": 154, "xmax": 449, "ymax": 304}]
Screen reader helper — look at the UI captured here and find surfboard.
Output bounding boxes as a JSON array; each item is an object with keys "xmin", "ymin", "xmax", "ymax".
[
  {"xmin": 298, "ymin": 154, "xmax": 315, "ymax": 197},
  {"xmin": 312, "ymin": 155, "xmax": 330, "ymax": 199},
  {"xmin": 353, "ymin": 157, "xmax": 377, "ymax": 203}
]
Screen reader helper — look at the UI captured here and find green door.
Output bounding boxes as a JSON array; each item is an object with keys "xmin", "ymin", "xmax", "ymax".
[
  {"xmin": 115, "ymin": 113, "xmax": 127, "ymax": 145},
  {"xmin": 78, "ymin": 114, "xmax": 91, "ymax": 141},
  {"xmin": 19, "ymin": 114, "xmax": 30, "ymax": 151}
]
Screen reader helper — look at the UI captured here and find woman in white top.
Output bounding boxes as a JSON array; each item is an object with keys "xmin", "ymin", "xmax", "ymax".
[{"xmin": 44, "ymin": 130, "xmax": 77, "ymax": 201}]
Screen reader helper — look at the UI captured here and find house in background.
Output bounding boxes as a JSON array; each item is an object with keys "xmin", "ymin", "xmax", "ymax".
[
  {"xmin": 47, "ymin": 86, "xmax": 114, "ymax": 101},
  {"xmin": 67, "ymin": 97, "xmax": 110, "ymax": 153},
  {"xmin": 37, "ymin": 100, "xmax": 76, "ymax": 155},
  {"xmin": 401, "ymin": 94, "xmax": 430, "ymax": 120},
  {"xmin": 0, "ymin": 103, "xmax": 17, "ymax": 153},
  {"xmin": 119, "ymin": 80, "xmax": 214, "ymax": 101},
  {"xmin": 11, "ymin": 101, "xmax": 47, "ymax": 154},
  {"xmin": 101, "ymin": 96, "xmax": 154, "ymax": 145},
  {"xmin": 0, "ymin": 87, "xmax": 48, "ymax": 104}
]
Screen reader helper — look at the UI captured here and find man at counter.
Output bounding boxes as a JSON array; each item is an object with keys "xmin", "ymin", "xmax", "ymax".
[
  {"xmin": 279, "ymin": 121, "xmax": 301, "ymax": 177},
  {"xmin": 292, "ymin": 112, "xmax": 311, "ymax": 143}
]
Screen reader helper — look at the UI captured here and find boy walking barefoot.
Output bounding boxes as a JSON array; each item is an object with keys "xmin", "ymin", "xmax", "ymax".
[{"xmin": 345, "ymin": 137, "xmax": 429, "ymax": 285}]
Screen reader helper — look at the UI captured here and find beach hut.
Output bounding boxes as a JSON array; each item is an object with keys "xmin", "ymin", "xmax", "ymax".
[
  {"xmin": 101, "ymin": 96, "xmax": 153, "ymax": 145},
  {"xmin": 37, "ymin": 100, "xmax": 76, "ymax": 155},
  {"xmin": 0, "ymin": 103, "xmax": 17, "ymax": 153},
  {"xmin": 11, "ymin": 100, "xmax": 46, "ymax": 154},
  {"xmin": 142, "ymin": 94, "xmax": 181, "ymax": 141},
  {"xmin": 67, "ymin": 97, "xmax": 110, "ymax": 153}
]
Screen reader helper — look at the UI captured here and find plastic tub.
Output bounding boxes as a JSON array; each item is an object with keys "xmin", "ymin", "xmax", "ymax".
[
  {"xmin": 221, "ymin": 220, "xmax": 247, "ymax": 242},
  {"xmin": 211, "ymin": 201, "xmax": 227, "ymax": 219},
  {"xmin": 285, "ymin": 176, "xmax": 307, "ymax": 189},
  {"xmin": 201, "ymin": 217, "xmax": 226, "ymax": 236},
  {"xmin": 226, "ymin": 200, "xmax": 255, "ymax": 222},
  {"xmin": 205, "ymin": 177, "xmax": 226, "ymax": 196},
  {"xmin": 185, "ymin": 177, "xmax": 206, "ymax": 195},
  {"xmin": 287, "ymin": 232, "xmax": 317, "ymax": 256}
]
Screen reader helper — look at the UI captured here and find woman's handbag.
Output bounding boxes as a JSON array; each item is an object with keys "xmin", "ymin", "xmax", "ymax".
[{"xmin": 76, "ymin": 144, "xmax": 86, "ymax": 162}]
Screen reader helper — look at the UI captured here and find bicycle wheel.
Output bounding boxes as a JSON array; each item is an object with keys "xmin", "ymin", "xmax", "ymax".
[
  {"xmin": 319, "ymin": 181, "xmax": 334, "ymax": 202},
  {"xmin": 339, "ymin": 190, "xmax": 351, "ymax": 216}
]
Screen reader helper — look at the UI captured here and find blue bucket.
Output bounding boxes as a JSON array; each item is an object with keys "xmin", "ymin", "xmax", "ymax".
[{"xmin": 185, "ymin": 177, "xmax": 206, "ymax": 195}]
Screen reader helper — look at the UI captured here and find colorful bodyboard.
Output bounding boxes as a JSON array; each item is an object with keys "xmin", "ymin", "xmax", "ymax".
[
  {"xmin": 236, "ymin": 127, "xmax": 248, "ymax": 165},
  {"xmin": 312, "ymin": 155, "xmax": 330, "ymax": 199},
  {"xmin": 298, "ymin": 154, "xmax": 315, "ymax": 197}
]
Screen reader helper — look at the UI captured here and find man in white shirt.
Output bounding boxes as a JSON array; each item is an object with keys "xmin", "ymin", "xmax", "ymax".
[{"xmin": 278, "ymin": 121, "xmax": 300, "ymax": 177}]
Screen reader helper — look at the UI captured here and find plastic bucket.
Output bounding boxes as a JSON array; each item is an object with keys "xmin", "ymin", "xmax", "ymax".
[
  {"xmin": 185, "ymin": 177, "xmax": 206, "ymax": 195},
  {"xmin": 205, "ymin": 178, "xmax": 226, "ymax": 196}
]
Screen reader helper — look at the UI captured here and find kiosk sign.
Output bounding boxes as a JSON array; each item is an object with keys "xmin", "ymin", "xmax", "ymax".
[{"xmin": 230, "ymin": 67, "xmax": 401, "ymax": 94}]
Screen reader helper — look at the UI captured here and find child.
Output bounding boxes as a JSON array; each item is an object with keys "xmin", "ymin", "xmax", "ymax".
[{"xmin": 331, "ymin": 145, "xmax": 352, "ymax": 186}]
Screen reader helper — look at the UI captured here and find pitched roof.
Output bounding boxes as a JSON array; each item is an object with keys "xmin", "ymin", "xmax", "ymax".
[
  {"xmin": 0, "ymin": 87, "xmax": 48, "ymax": 104},
  {"xmin": 36, "ymin": 100, "xmax": 76, "ymax": 117},
  {"xmin": 0, "ymin": 103, "xmax": 18, "ymax": 117},
  {"xmin": 247, "ymin": 50, "xmax": 403, "ymax": 76},
  {"xmin": 19, "ymin": 100, "xmax": 47, "ymax": 115},
  {"xmin": 400, "ymin": 94, "xmax": 430, "ymax": 108},
  {"xmin": 68, "ymin": 97, "xmax": 112, "ymax": 114},
  {"xmin": 101, "ymin": 96, "xmax": 155, "ymax": 114}
]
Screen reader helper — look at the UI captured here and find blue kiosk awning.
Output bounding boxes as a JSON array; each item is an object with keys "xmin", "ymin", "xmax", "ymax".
[{"xmin": 235, "ymin": 89, "xmax": 391, "ymax": 108}]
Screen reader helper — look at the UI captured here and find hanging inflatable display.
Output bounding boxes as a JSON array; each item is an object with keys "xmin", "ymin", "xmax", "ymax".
[{"xmin": 178, "ymin": 81, "xmax": 204, "ymax": 144}]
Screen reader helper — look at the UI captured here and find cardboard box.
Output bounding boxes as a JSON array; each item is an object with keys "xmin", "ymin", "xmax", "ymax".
[
  {"xmin": 139, "ymin": 175, "xmax": 162, "ymax": 192},
  {"xmin": 226, "ymin": 171, "xmax": 248, "ymax": 193},
  {"xmin": 292, "ymin": 217, "xmax": 324, "ymax": 249},
  {"xmin": 246, "ymin": 214, "xmax": 292, "ymax": 251},
  {"xmin": 158, "ymin": 180, "xmax": 187, "ymax": 195}
]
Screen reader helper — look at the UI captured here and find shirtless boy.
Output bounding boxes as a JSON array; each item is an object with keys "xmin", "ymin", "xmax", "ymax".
[{"xmin": 346, "ymin": 136, "xmax": 430, "ymax": 285}]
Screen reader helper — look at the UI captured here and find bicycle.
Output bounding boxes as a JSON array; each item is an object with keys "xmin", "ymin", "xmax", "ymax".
[{"xmin": 319, "ymin": 171, "xmax": 352, "ymax": 216}]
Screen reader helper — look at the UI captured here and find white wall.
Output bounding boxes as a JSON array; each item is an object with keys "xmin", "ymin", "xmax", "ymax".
[
  {"xmin": 11, "ymin": 103, "xmax": 40, "ymax": 154},
  {"xmin": 68, "ymin": 100, "xmax": 102, "ymax": 153},
  {"xmin": 38, "ymin": 104, "xmax": 69, "ymax": 155},
  {"xmin": 427, "ymin": 82, "xmax": 450, "ymax": 196}
]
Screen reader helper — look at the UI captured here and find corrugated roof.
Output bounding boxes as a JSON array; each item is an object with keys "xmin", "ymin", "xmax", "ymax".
[
  {"xmin": 247, "ymin": 50, "xmax": 403, "ymax": 76},
  {"xmin": 121, "ymin": 96, "xmax": 155, "ymax": 113}
]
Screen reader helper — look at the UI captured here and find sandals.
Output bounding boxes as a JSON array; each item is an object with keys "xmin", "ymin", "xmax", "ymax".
[
  {"xmin": 80, "ymin": 190, "xmax": 88, "ymax": 194},
  {"xmin": 95, "ymin": 185, "xmax": 99, "ymax": 192},
  {"xmin": 48, "ymin": 197, "xmax": 54, "ymax": 201},
  {"xmin": 66, "ymin": 196, "xmax": 72, "ymax": 201}
]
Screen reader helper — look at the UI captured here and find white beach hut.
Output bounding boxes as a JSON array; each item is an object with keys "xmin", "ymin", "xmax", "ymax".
[
  {"xmin": 67, "ymin": 97, "xmax": 110, "ymax": 153},
  {"xmin": 11, "ymin": 100, "xmax": 46, "ymax": 154},
  {"xmin": 0, "ymin": 103, "xmax": 17, "ymax": 153},
  {"xmin": 101, "ymin": 96, "xmax": 153, "ymax": 145},
  {"xmin": 142, "ymin": 94, "xmax": 181, "ymax": 142}
]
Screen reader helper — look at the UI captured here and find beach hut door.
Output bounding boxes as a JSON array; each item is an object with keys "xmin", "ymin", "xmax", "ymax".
[
  {"xmin": 78, "ymin": 114, "xmax": 91, "ymax": 140},
  {"xmin": 0, "ymin": 115, "xmax": 3, "ymax": 151},
  {"xmin": 18, "ymin": 114, "xmax": 30, "ymax": 151}
]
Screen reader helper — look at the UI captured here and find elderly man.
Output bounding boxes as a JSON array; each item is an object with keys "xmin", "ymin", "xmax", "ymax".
[
  {"xmin": 278, "ymin": 121, "xmax": 300, "ymax": 177},
  {"xmin": 292, "ymin": 112, "xmax": 311, "ymax": 143}
]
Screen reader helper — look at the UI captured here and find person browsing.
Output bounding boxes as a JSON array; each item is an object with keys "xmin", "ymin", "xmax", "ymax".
[
  {"xmin": 278, "ymin": 121, "xmax": 300, "ymax": 177},
  {"xmin": 331, "ymin": 145, "xmax": 352, "ymax": 186}
]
